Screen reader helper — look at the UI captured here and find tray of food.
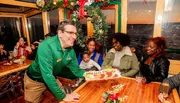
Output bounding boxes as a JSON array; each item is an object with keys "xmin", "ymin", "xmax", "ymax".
[{"xmin": 84, "ymin": 69, "xmax": 121, "ymax": 81}]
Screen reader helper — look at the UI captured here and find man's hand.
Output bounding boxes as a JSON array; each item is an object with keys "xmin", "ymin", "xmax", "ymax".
[
  {"xmin": 62, "ymin": 93, "xmax": 80, "ymax": 102},
  {"xmin": 158, "ymin": 93, "xmax": 168, "ymax": 102}
]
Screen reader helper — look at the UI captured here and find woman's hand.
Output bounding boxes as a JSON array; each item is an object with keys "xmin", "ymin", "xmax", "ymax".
[
  {"xmin": 25, "ymin": 47, "xmax": 32, "ymax": 52},
  {"xmin": 16, "ymin": 42, "xmax": 20, "ymax": 49},
  {"xmin": 62, "ymin": 93, "xmax": 80, "ymax": 102},
  {"xmin": 158, "ymin": 93, "xmax": 168, "ymax": 102},
  {"xmin": 141, "ymin": 77, "xmax": 147, "ymax": 84}
]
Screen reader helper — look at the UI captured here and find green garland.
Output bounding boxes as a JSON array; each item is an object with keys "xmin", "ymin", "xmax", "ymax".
[
  {"xmin": 37, "ymin": 0, "xmax": 110, "ymax": 48},
  {"xmin": 71, "ymin": 6, "xmax": 109, "ymax": 48}
]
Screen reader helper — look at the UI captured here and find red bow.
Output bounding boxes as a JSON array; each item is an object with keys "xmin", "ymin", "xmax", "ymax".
[
  {"xmin": 64, "ymin": 0, "xmax": 68, "ymax": 7},
  {"xmin": 78, "ymin": 0, "xmax": 88, "ymax": 19},
  {"xmin": 143, "ymin": 0, "xmax": 147, "ymax": 4}
]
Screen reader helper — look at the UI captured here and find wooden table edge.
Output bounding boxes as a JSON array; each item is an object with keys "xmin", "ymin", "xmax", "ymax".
[
  {"xmin": 0, "ymin": 65, "xmax": 30, "ymax": 77},
  {"xmin": 172, "ymin": 89, "xmax": 180, "ymax": 103}
]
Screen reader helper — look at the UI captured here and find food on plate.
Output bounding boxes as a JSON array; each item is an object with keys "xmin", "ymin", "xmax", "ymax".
[
  {"xmin": 3, "ymin": 62, "xmax": 12, "ymax": 66},
  {"xmin": 84, "ymin": 69, "xmax": 121, "ymax": 81},
  {"xmin": 13, "ymin": 59, "xmax": 21, "ymax": 63}
]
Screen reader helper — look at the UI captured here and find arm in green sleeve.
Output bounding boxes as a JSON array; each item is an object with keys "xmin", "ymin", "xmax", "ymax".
[
  {"xmin": 67, "ymin": 50, "xmax": 85, "ymax": 78},
  {"xmin": 102, "ymin": 52, "xmax": 112, "ymax": 69},
  {"xmin": 37, "ymin": 43, "xmax": 65, "ymax": 100},
  {"xmin": 121, "ymin": 53, "xmax": 139, "ymax": 77}
]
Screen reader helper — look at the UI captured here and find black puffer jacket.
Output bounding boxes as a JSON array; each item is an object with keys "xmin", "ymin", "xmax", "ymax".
[{"xmin": 140, "ymin": 55, "xmax": 170, "ymax": 83}]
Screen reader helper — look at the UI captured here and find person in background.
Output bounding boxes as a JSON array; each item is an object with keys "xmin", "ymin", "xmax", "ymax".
[
  {"xmin": 0, "ymin": 44, "xmax": 8, "ymax": 62},
  {"xmin": 45, "ymin": 32, "xmax": 56, "ymax": 38},
  {"xmin": 80, "ymin": 51, "xmax": 101, "ymax": 71},
  {"xmin": 24, "ymin": 20, "xmax": 85, "ymax": 103},
  {"xmin": 102, "ymin": 33, "xmax": 139, "ymax": 77},
  {"xmin": 13, "ymin": 37, "xmax": 32, "ymax": 59},
  {"xmin": 78, "ymin": 38, "xmax": 103, "ymax": 66},
  {"xmin": 107, "ymin": 34, "xmax": 136, "ymax": 55},
  {"xmin": 140, "ymin": 37, "xmax": 170, "ymax": 83},
  {"xmin": 28, "ymin": 42, "xmax": 39, "ymax": 60},
  {"xmin": 158, "ymin": 73, "xmax": 180, "ymax": 102}
]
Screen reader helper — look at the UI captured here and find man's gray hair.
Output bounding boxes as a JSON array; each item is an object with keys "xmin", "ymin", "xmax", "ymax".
[{"xmin": 57, "ymin": 20, "xmax": 76, "ymax": 31}]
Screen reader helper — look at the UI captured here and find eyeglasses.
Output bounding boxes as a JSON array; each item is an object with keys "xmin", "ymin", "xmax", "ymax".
[{"xmin": 64, "ymin": 31, "xmax": 77, "ymax": 36}]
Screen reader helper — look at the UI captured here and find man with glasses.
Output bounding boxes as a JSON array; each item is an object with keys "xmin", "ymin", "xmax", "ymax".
[{"xmin": 24, "ymin": 20, "xmax": 85, "ymax": 103}]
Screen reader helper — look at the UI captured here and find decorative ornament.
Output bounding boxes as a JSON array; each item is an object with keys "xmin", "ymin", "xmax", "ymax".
[
  {"xmin": 53, "ymin": 1, "xmax": 57, "ymax": 5},
  {"xmin": 78, "ymin": 0, "xmax": 88, "ymax": 19},
  {"xmin": 71, "ymin": 6, "xmax": 109, "ymax": 48},
  {"xmin": 36, "ymin": 0, "xmax": 45, "ymax": 8},
  {"xmin": 98, "ymin": 29, "xmax": 104, "ymax": 35},
  {"xmin": 64, "ymin": 0, "xmax": 69, "ymax": 7},
  {"xmin": 143, "ymin": 0, "xmax": 147, "ymax": 4},
  {"xmin": 102, "ymin": 84, "xmax": 128, "ymax": 103},
  {"xmin": 95, "ymin": 0, "xmax": 101, "ymax": 2},
  {"xmin": 85, "ymin": 0, "xmax": 94, "ymax": 6},
  {"xmin": 71, "ymin": 2, "xmax": 75, "ymax": 7}
]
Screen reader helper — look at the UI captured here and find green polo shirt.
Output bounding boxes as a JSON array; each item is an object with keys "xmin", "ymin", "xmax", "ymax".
[{"xmin": 27, "ymin": 35, "xmax": 85, "ymax": 100}]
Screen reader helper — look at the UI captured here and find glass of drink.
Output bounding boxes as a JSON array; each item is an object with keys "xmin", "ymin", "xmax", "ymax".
[
  {"xmin": 161, "ymin": 82, "xmax": 171, "ymax": 103},
  {"xmin": 136, "ymin": 72, "xmax": 143, "ymax": 83}
]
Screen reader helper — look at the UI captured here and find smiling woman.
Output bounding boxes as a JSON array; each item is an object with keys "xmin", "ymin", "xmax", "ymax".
[{"xmin": 139, "ymin": 37, "xmax": 170, "ymax": 83}]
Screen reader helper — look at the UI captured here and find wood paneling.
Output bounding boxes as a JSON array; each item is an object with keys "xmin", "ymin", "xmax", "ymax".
[
  {"xmin": 153, "ymin": 0, "xmax": 165, "ymax": 37},
  {"xmin": 21, "ymin": 15, "xmax": 30, "ymax": 46},
  {"xmin": 169, "ymin": 60, "xmax": 180, "ymax": 75},
  {"xmin": 42, "ymin": 12, "xmax": 50, "ymax": 35},
  {"xmin": 25, "ymin": 10, "xmax": 41, "ymax": 17},
  {"xmin": 0, "ymin": 12, "xmax": 23, "ymax": 17},
  {"xmin": 0, "ymin": 0, "xmax": 37, "ymax": 8},
  {"xmin": 58, "ymin": 8, "xmax": 64, "ymax": 22},
  {"xmin": 87, "ymin": 17, "xmax": 93, "ymax": 38},
  {"xmin": 121, "ymin": 0, "xmax": 127, "ymax": 33}
]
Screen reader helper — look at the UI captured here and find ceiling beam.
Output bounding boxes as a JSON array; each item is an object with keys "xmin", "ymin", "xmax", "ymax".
[
  {"xmin": 0, "ymin": 0, "xmax": 38, "ymax": 8},
  {"xmin": 0, "ymin": 12, "xmax": 24, "ymax": 18},
  {"xmin": 25, "ymin": 9, "xmax": 42, "ymax": 17}
]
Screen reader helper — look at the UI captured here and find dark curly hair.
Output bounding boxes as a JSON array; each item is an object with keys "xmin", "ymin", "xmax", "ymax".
[{"xmin": 114, "ymin": 33, "xmax": 130, "ymax": 46}]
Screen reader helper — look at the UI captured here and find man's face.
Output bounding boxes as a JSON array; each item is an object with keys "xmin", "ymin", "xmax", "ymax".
[{"xmin": 58, "ymin": 25, "xmax": 77, "ymax": 47}]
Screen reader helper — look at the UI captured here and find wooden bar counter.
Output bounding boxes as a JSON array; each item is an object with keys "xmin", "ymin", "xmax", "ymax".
[
  {"xmin": 66, "ymin": 77, "xmax": 179, "ymax": 103},
  {"xmin": 0, "ymin": 60, "xmax": 33, "ymax": 77}
]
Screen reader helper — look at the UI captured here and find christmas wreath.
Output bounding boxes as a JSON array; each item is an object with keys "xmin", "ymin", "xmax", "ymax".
[
  {"xmin": 36, "ymin": 0, "xmax": 110, "ymax": 48},
  {"xmin": 70, "ymin": 5, "xmax": 109, "ymax": 48}
]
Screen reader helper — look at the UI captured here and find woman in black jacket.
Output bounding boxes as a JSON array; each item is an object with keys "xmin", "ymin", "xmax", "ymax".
[{"xmin": 140, "ymin": 37, "xmax": 170, "ymax": 83}]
